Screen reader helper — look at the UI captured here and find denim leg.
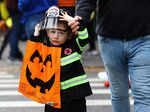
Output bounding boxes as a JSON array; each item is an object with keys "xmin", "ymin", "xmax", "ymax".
[
  {"xmin": 128, "ymin": 35, "xmax": 150, "ymax": 112},
  {"xmin": 9, "ymin": 13, "xmax": 22, "ymax": 57},
  {"xmin": 98, "ymin": 36, "xmax": 130, "ymax": 112},
  {"xmin": 25, "ymin": 12, "xmax": 45, "ymax": 40}
]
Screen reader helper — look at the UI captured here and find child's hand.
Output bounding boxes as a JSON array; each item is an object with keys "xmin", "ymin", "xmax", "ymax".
[
  {"xmin": 59, "ymin": 11, "xmax": 74, "ymax": 23},
  {"xmin": 34, "ymin": 24, "xmax": 40, "ymax": 36},
  {"xmin": 59, "ymin": 12, "xmax": 82, "ymax": 35}
]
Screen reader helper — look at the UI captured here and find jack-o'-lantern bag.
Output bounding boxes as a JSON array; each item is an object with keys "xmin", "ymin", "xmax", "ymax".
[
  {"xmin": 18, "ymin": 6, "xmax": 63, "ymax": 109},
  {"xmin": 18, "ymin": 40, "xmax": 61, "ymax": 108}
]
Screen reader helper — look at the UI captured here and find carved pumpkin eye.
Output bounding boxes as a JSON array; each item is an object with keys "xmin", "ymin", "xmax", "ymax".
[{"xmin": 30, "ymin": 50, "xmax": 42, "ymax": 63}]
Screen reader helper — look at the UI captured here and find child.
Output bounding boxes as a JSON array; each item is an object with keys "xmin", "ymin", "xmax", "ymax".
[{"xmin": 33, "ymin": 6, "xmax": 92, "ymax": 112}]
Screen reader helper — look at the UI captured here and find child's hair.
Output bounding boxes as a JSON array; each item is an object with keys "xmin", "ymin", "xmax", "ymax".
[{"xmin": 57, "ymin": 19, "xmax": 72, "ymax": 34}]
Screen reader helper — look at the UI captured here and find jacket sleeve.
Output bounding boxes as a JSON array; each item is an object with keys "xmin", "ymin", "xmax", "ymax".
[
  {"xmin": 18, "ymin": 0, "xmax": 58, "ymax": 12},
  {"xmin": 76, "ymin": 0, "xmax": 97, "ymax": 28},
  {"xmin": 76, "ymin": 28, "xmax": 89, "ymax": 52},
  {"xmin": 18, "ymin": 0, "xmax": 30, "ymax": 11},
  {"xmin": 47, "ymin": 0, "xmax": 58, "ymax": 6}
]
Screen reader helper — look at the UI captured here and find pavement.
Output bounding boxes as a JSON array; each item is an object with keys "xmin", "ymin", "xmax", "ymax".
[{"xmin": 0, "ymin": 33, "xmax": 135, "ymax": 112}]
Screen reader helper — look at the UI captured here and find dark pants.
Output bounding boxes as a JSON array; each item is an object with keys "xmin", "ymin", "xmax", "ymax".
[
  {"xmin": 45, "ymin": 98, "xmax": 87, "ymax": 112},
  {"xmin": 0, "ymin": 31, "xmax": 10, "ymax": 59},
  {"xmin": 9, "ymin": 12, "xmax": 22, "ymax": 57}
]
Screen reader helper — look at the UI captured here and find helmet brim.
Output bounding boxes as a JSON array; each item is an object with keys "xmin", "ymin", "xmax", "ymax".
[{"xmin": 40, "ymin": 17, "xmax": 60, "ymax": 30}]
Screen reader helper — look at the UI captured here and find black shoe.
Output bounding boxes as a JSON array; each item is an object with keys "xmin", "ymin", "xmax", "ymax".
[
  {"xmin": 87, "ymin": 48, "xmax": 96, "ymax": 52},
  {"xmin": 16, "ymin": 51, "xmax": 23, "ymax": 60},
  {"xmin": 87, "ymin": 48, "xmax": 98, "ymax": 55},
  {"xmin": 8, "ymin": 51, "xmax": 23, "ymax": 61},
  {"xmin": 8, "ymin": 56, "xmax": 23, "ymax": 61}
]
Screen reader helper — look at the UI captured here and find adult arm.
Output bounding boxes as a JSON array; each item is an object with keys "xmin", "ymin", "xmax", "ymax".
[
  {"xmin": 75, "ymin": 0, "xmax": 97, "ymax": 27},
  {"xmin": 68, "ymin": 0, "xmax": 97, "ymax": 34}
]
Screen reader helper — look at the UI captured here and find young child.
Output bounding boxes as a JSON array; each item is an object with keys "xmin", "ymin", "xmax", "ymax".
[{"xmin": 33, "ymin": 7, "xmax": 92, "ymax": 112}]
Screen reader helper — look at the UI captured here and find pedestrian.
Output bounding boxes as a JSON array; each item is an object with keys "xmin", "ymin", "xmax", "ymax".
[
  {"xmin": 70, "ymin": 0, "xmax": 150, "ymax": 112},
  {"xmin": 0, "ymin": 0, "xmax": 23, "ymax": 61},
  {"xmin": 0, "ymin": 0, "xmax": 12, "ymax": 59},
  {"xmin": 33, "ymin": 7, "xmax": 92, "ymax": 112},
  {"xmin": 18, "ymin": 0, "xmax": 58, "ymax": 40},
  {"xmin": 6, "ymin": 0, "xmax": 23, "ymax": 61}
]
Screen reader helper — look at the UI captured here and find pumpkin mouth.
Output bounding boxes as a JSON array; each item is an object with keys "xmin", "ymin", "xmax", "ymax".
[{"xmin": 26, "ymin": 65, "xmax": 55, "ymax": 94}]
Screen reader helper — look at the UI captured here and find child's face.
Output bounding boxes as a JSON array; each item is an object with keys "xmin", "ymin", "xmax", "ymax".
[{"xmin": 46, "ymin": 23, "xmax": 69, "ymax": 46}]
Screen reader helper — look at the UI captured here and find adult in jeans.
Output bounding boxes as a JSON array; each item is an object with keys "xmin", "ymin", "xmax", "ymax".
[
  {"xmin": 8, "ymin": 12, "xmax": 23, "ymax": 61},
  {"xmin": 70, "ymin": 0, "xmax": 150, "ymax": 112},
  {"xmin": 6, "ymin": 0, "xmax": 23, "ymax": 61},
  {"xmin": 18, "ymin": 0, "xmax": 57, "ymax": 40}
]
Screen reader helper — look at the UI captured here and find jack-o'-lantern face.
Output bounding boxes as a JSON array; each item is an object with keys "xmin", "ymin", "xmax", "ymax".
[{"xmin": 26, "ymin": 50, "xmax": 55, "ymax": 93}]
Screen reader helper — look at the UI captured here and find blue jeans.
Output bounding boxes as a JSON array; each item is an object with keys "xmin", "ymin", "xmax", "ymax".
[
  {"xmin": 9, "ymin": 13, "xmax": 22, "ymax": 57},
  {"xmin": 25, "ymin": 12, "xmax": 45, "ymax": 40},
  {"xmin": 98, "ymin": 35, "xmax": 150, "ymax": 112}
]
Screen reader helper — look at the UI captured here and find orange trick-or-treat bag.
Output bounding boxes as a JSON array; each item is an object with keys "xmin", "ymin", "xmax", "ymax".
[{"xmin": 18, "ymin": 39, "xmax": 61, "ymax": 109}]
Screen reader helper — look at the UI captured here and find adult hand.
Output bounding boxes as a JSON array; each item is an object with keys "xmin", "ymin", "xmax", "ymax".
[
  {"xmin": 68, "ymin": 16, "xmax": 82, "ymax": 35},
  {"xmin": 59, "ymin": 12, "xmax": 82, "ymax": 35}
]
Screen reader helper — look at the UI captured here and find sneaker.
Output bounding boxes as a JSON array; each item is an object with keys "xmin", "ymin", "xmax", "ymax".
[
  {"xmin": 8, "ymin": 56, "xmax": 23, "ymax": 61},
  {"xmin": 90, "ymin": 50, "xmax": 99, "ymax": 55},
  {"xmin": 9, "ymin": 50, "xmax": 23, "ymax": 61},
  {"xmin": 8, "ymin": 51, "xmax": 23, "ymax": 61},
  {"xmin": 87, "ymin": 49, "xmax": 99, "ymax": 55}
]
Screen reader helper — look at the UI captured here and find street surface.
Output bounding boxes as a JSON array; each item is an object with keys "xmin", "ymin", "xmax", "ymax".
[
  {"xmin": 0, "ymin": 38, "xmax": 134, "ymax": 112},
  {"xmin": 0, "ymin": 70, "xmax": 134, "ymax": 112}
]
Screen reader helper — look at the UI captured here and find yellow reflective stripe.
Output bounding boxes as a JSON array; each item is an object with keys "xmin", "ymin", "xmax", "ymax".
[
  {"xmin": 76, "ymin": 28, "xmax": 88, "ymax": 51},
  {"xmin": 61, "ymin": 52, "xmax": 81, "ymax": 66},
  {"xmin": 76, "ymin": 38, "xmax": 88, "ymax": 51},
  {"xmin": 61, "ymin": 75, "xmax": 89, "ymax": 90},
  {"xmin": 78, "ymin": 29, "xmax": 88, "ymax": 40},
  {"xmin": 78, "ymin": 28, "xmax": 88, "ymax": 36}
]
